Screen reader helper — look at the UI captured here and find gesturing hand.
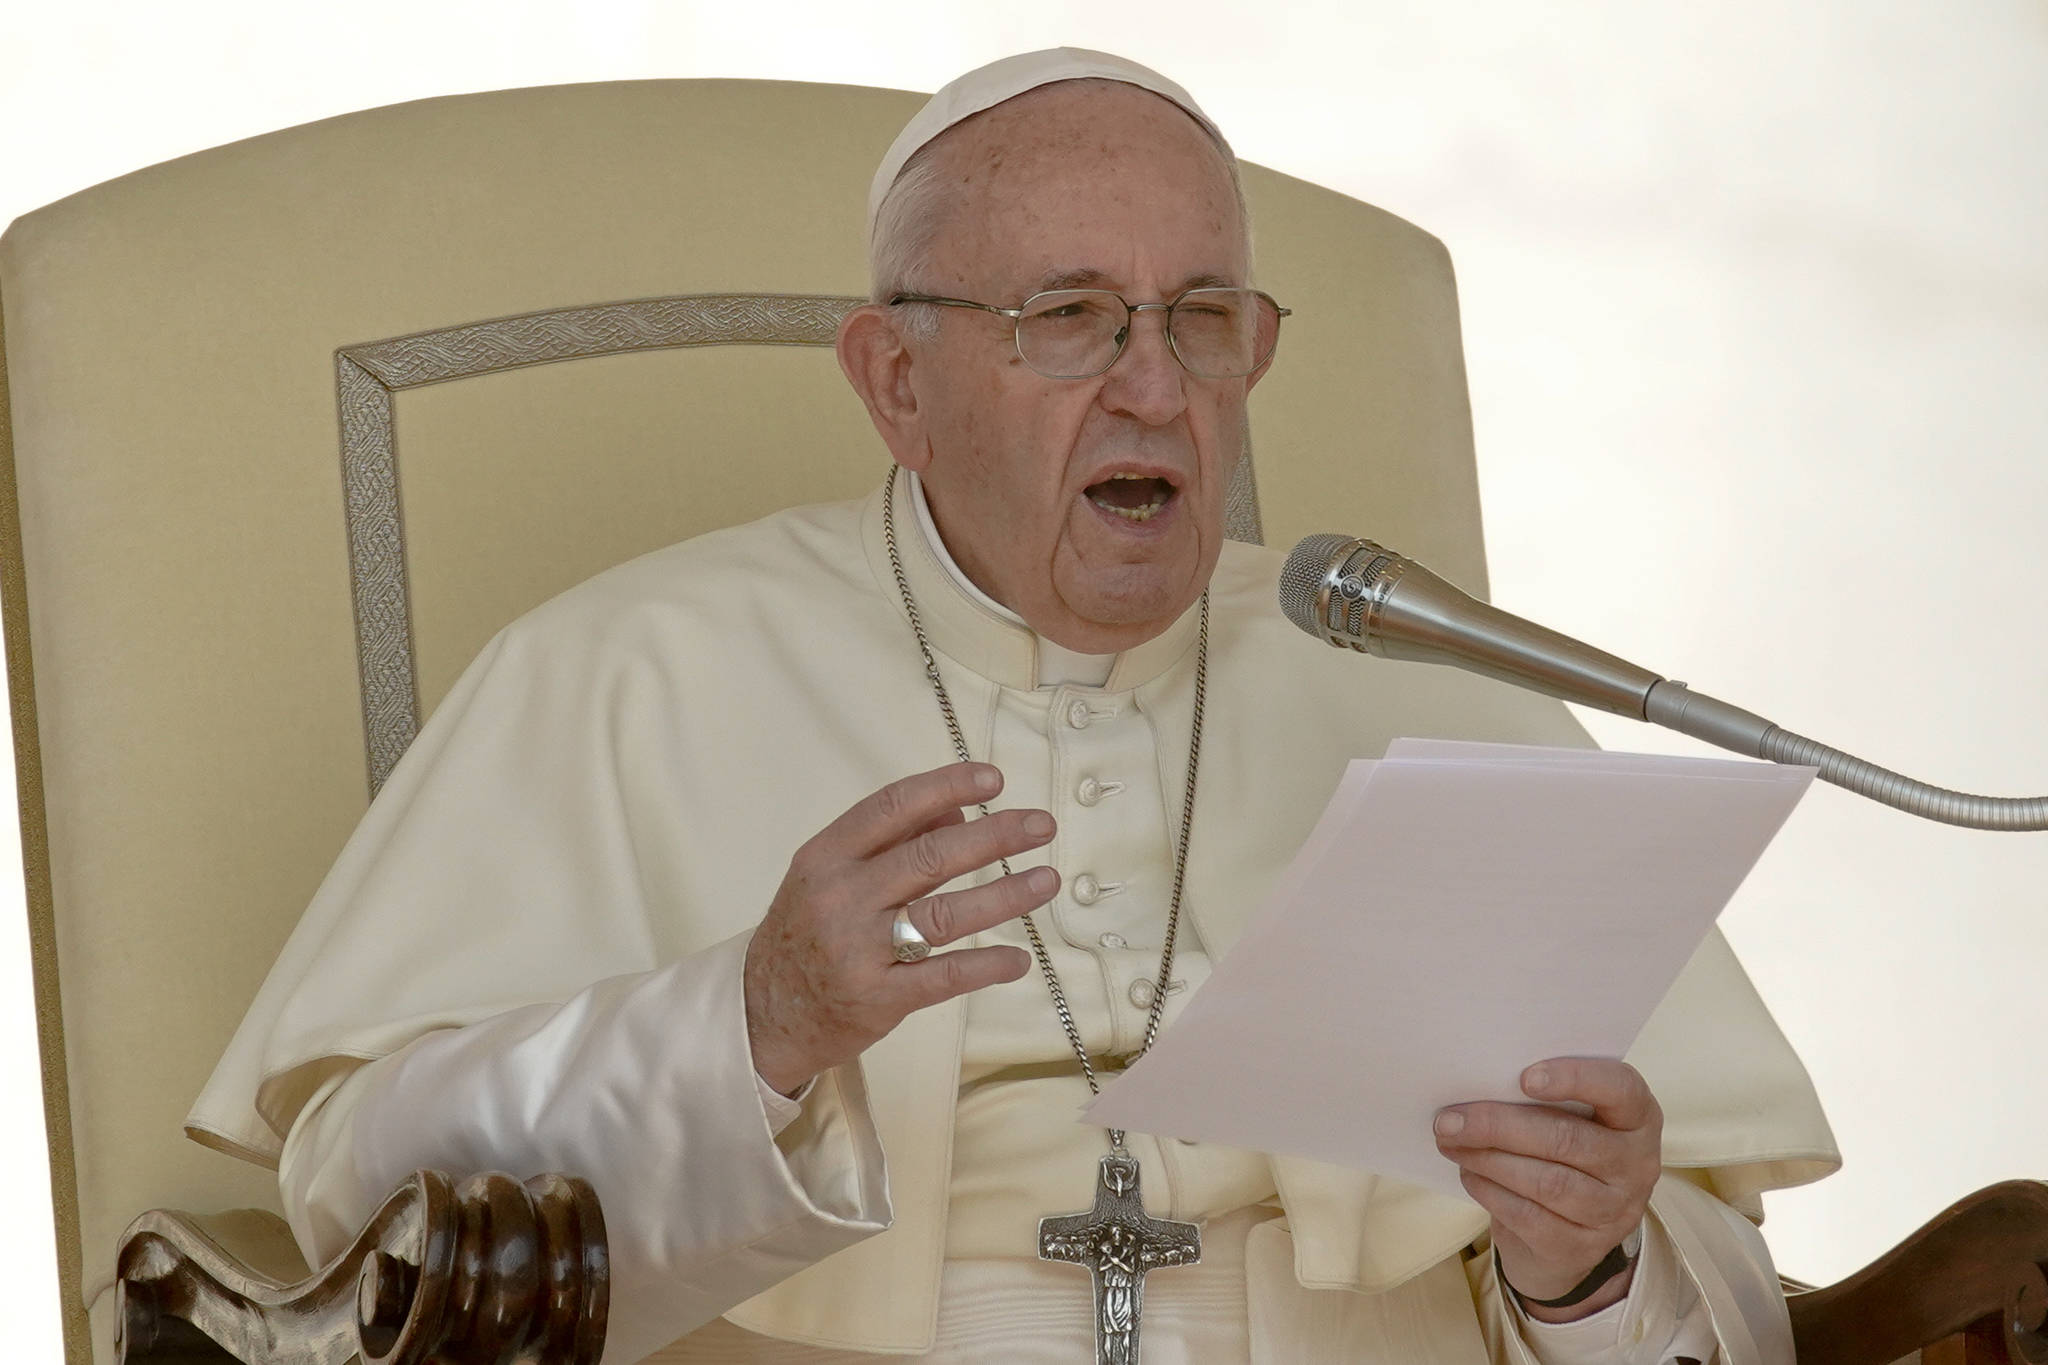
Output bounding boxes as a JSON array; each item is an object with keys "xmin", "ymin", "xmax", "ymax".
[
  {"xmin": 1434, "ymin": 1058, "xmax": 1663, "ymax": 1320},
  {"xmin": 743, "ymin": 761, "xmax": 1058, "ymax": 1096}
]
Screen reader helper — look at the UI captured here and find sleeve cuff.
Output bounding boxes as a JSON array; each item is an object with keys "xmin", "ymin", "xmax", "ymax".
[
  {"xmin": 328, "ymin": 928, "xmax": 892, "ymax": 1365},
  {"xmin": 754, "ymin": 1071, "xmax": 815, "ymax": 1138},
  {"xmin": 1508, "ymin": 1218, "xmax": 1689, "ymax": 1365}
]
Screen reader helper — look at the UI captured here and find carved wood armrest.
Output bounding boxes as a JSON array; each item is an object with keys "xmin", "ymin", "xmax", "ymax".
[
  {"xmin": 1788, "ymin": 1180, "xmax": 2048, "ymax": 1365},
  {"xmin": 115, "ymin": 1169, "xmax": 607, "ymax": 1364}
]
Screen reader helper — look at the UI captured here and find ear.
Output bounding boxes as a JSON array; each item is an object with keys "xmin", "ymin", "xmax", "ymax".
[{"xmin": 836, "ymin": 304, "xmax": 933, "ymax": 472}]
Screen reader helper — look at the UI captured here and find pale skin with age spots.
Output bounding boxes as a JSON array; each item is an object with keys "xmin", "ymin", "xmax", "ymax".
[
  {"xmin": 748, "ymin": 77, "xmax": 1668, "ymax": 1328},
  {"xmin": 743, "ymin": 761, "xmax": 1052, "ymax": 1097},
  {"xmin": 837, "ymin": 80, "xmax": 1262, "ymax": 654},
  {"xmin": 1435, "ymin": 1057, "xmax": 1665, "ymax": 1320}
]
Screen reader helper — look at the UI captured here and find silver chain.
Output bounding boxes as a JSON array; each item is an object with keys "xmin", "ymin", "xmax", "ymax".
[{"xmin": 883, "ymin": 474, "xmax": 1207, "ymax": 1155}]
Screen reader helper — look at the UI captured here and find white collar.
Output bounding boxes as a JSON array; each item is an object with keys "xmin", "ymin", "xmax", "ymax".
[{"xmin": 906, "ymin": 471, "xmax": 1116, "ymax": 689}]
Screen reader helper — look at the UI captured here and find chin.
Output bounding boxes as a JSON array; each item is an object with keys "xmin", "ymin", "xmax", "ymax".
[
  {"xmin": 1059, "ymin": 571, "xmax": 1201, "ymax": 641},
  {"xmin": 1048, "ymin": 522, "xmax": 1218, "ymax": 645}
]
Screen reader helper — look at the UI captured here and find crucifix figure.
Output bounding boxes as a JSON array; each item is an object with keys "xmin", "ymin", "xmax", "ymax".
[{"xmin": 1039, "ymin": 1154, "xmax": 1202, "ymax": 1365}]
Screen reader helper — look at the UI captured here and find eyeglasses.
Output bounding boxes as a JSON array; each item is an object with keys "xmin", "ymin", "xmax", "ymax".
[{"xmin": 888, "ymin": 286, "xmax": 1290, "ymax": 380}]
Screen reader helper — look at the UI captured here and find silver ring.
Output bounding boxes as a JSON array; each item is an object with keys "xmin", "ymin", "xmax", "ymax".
[{"xmin": 891, "ymin": 905, "xmax": 932, "ymax": 963}]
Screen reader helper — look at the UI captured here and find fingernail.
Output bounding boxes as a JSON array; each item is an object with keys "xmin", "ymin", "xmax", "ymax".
[
  {"xmin": 1027, "ymin": 866, "xmax": 1058, "ymax": 893},
  {"xmin": 1524, "ymin": 1065, "xmax": 1551, "ymax": 1095},
  {"xmin": 974, "ymin": 765, "xmax": 1001, "ymax": 795},
  {"xmin": 1434, "ymin": 1110, "xmax": 1464, "ymax": 1138},
  {"xmin": 1024, "ymin": 811, "xmax": 1055, "ymax": 838}
]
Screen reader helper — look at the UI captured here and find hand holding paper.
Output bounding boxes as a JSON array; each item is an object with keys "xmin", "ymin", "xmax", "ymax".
[
  {"xmin": 1083, "ymin": 740, "xmax": 1812, "ymax": 1206},
  {"xmin": 1434, "ymin": 1055, "xmax": 1663, "ymax": 1312}
]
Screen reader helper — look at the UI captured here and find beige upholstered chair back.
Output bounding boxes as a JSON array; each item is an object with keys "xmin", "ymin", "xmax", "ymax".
[{"xmin": 0, "ymin": 78, "xmax": 1493, "ymax": 1362}]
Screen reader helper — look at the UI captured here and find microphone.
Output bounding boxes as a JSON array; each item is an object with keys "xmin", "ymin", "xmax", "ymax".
[
  {"xmin": 1278, "ymin": 533, "xmax": 2048, "ymax": 831},
  {"xmin": 1278, "ymin": 534, "xmax": 1664, "ymax": 720}
]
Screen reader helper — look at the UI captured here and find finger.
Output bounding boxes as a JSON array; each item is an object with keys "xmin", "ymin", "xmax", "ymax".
[
  {"xmin": 905, "ymin": 865, "xmax": 1061, "ymax": 947},
  {"xmin": 865, "ymin": 806, "xmax": 1056, "ymax": 907},
  {"xmin": 1434, "ymin": 1103, "xmax": 1627, "ymax": 1183},
  {"xmin": 1521, "ymin": 1058, "xmax": 1659, "ymax": 1134},
  {"xmin": 890, "ymin": 943, "xmax": 1034, "ymax": 1011},
  {"xmin": 819, "ymin": 763, "xmax": 1003, "ymax": 860},
  {"xmin": 1458, "ymin": 1169, "xmax": 1587, "ymax": 1248},
  {"xmin": 902, "ymin": 805, "xmax": 968, "ymax": 843},
  {"xmin": 1441, "ymin": 1147, "xmax": 1629, "ymax": 1229}
]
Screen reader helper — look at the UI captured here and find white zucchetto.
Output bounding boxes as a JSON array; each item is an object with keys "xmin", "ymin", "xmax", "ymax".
[{"xmin": 866, "ymin": 46, "xmax": 1227, "ymax": 238}]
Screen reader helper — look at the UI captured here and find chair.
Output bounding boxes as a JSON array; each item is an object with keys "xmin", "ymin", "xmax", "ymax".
[{"xmin": 1, "ymin": 76, "xmax": 2038, "ymax": 1364}]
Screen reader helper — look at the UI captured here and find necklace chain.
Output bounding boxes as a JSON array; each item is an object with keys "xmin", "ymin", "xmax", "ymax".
[{"xmin": 883, "ymin": 473, "xmax": 1206, "ymax": 1154}]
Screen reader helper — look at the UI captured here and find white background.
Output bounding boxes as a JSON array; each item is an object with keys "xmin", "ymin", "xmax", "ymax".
[{"xmin": 3, "ymin": 1, "xmax": 2044, "ymax": 1358}]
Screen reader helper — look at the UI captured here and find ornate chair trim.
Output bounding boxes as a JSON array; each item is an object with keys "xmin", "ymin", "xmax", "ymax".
[{"xmin": 337, "ymin": 292, "xmax": 862, "ymax": 795}]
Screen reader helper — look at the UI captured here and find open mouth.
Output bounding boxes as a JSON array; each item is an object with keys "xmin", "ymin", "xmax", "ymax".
[{"xmin": 1084, "ymin": 473, "xmax": 1177, "ymax": 524}]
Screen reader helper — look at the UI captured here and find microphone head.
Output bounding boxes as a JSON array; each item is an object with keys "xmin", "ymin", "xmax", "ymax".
[
  {"xmin": 1280, "ymin": 533, "xmax": 1413, "ymax": 647},
  {"xmin": 1278, "ymin": 533, "xmax": 1366, "ymax": 637}
]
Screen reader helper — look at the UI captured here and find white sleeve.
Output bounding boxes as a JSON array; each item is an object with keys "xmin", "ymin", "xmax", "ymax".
[
  {"xmin": 1498, "ymin": 1217, "xmax": 1714, "ymax": 1364},
  {"xmin": 1477, "ymin": 1175, "xmax": 1792, "ymax": 1364},
  {"xmin": 278, "ymin": 928, "xmax": 890, "ymax": 1365}
]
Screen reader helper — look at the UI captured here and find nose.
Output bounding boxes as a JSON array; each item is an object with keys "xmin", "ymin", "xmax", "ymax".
[{"xmin": 1098, "ymin": 305, "xmax": 1189, "ymax": 426}]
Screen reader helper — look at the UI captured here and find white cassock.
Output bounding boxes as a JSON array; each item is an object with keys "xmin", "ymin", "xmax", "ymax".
[{"xmin": 189, "ymin": 467, "xmax": 1840, "ymax": 1365}]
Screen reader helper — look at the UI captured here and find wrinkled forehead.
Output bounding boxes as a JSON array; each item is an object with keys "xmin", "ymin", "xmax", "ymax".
[
  {"xmin": 935, "ymin": 79, "xmax": 1227, "ymax": 181},
  {"xmin": 922, "ymin": 83, "xmax": 1248, "ymax": 290}
]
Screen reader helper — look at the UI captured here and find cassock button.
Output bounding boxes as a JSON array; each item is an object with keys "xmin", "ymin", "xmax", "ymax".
[
  {"xmin": 1076, "ymin": 776, "xmax": 1124, "ymax": 806},
  {"xmin": 1066, "ymin": 700, "xmax": 1093, "ymax": 730},
  {"xmin": 1128, "ymin": 977, "xmax": 1188, "ymax": 1008},
  {"xmin": 1072, "ymin": 874, "xmax": 1102, "ymax": 905}
]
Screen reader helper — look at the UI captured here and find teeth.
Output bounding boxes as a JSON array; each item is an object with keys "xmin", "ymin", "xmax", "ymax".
[
  {"xmin": 1102, "ymin": 501, "xmax": 1163, "ymax": 522},
  {"xmin": 1087, "ymin": 476, "xmax": 1173, "ymax": 523}
]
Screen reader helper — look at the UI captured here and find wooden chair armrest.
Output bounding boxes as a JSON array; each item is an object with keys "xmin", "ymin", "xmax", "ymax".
[
  {"xmin": 1789, "ymin": 1180, "xmax": 2048, "ymax": 1365},
  {"xmin": 111, "ymin": 1170, "xmax": 2048, "ymax": 1363},
  {"xmin": 114, "ymin": 1169, "xmax": 607, "ymax": 1364}
]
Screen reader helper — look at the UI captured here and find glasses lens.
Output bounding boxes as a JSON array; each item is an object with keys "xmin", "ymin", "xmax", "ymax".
[
  {"xmin": 1015, "ymin": 290, "xmax": 1128, "ymax": 378},
  {"xmin": 1169, "ymin": 289, "xmax": 1281, "ymax": 379}
]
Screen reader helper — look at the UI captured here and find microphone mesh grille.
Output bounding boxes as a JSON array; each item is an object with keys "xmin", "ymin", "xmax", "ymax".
[{"xmin": 1278, "ymin": 534, "xmax": 1362, "ymax": 637}]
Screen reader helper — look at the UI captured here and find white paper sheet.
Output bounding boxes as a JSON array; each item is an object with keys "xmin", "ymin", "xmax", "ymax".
[{"xmin": 1084, "ymin": 740, "xmax": 1813, "ymax": 1200}]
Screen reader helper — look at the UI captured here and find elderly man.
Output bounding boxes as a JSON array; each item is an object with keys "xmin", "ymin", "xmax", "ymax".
[{"xmin": 194, "ymin": 49, "xmax": 1835, "ymax": 1365}]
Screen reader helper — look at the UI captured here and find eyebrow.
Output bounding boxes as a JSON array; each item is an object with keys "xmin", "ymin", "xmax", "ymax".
[{"xmin": 1034, "ymin": 267, "xmax": 1241, "ymax": 295}]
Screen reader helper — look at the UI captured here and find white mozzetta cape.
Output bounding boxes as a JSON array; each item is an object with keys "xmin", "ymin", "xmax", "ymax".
[{"xmin": 191, "ymin": 470, "xmax": 1839, "ymax": 1361}]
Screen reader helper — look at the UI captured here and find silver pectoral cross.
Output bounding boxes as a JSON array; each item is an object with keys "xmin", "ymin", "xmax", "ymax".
[{"xmin": 1039, "ymin": 1154, "xmax": 1201, "ymax": 1365}]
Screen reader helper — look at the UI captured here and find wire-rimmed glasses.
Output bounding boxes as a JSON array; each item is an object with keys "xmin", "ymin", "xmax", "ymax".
[{"xmin": 888, "ymin": 286, "xmax": 1290, "ymax": 380}]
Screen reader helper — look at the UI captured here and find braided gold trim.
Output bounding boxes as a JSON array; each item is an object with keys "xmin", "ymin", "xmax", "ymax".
[
  {"xmin": 336, "ymin": 293, "xmax": 863, "ymax": 795},
  {"xmin": 1223, "ymin": 437, "xmax": 1263, "ymax": 548}
]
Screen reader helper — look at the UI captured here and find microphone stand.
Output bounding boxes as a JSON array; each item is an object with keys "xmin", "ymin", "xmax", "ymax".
[{"xmin": 1280, "ymin": 535, "xmax": 2048, "ymax": 831}]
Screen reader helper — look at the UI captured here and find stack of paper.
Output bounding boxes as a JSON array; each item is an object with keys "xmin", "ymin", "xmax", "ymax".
[{"xmin": 1083, "ymin": 739, "xmax": 1812, "ymax": 1199}]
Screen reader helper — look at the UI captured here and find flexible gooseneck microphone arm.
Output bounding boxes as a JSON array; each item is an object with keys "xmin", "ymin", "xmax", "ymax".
[{"xmin": 1279, "ymin": 533, "xmax": 2048, "ymax": 831}]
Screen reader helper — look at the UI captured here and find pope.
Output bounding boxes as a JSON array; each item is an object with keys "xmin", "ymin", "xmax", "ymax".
[{"xmin": 192, "ymin": 48, "xmax": 1838, "ymax": 1365}]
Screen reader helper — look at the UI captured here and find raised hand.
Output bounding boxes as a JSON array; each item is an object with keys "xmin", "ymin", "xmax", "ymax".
[
  {"xmin": 1434, "ymin": 1058, "xmax": 1663, "ymax": 1319},
  {"xmin": 743, "ymin": 761, "xmax": 1059, "ymax": 1095}
]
